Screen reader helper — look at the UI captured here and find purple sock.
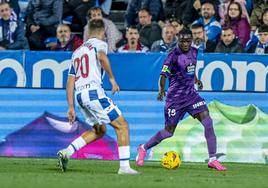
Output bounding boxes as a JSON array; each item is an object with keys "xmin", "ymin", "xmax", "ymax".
[
  {"xmin": 201, "ymin": 116, "xmax": 217, "ymax": 158},
  {"xmin": 144, "ymin": 129, "xmax": 173, "ymax": 150}
]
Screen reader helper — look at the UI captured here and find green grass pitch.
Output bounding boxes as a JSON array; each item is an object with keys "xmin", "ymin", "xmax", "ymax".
[{"xmin": 0, "ymin": 157, "xmax": 267, "ymax": 188}]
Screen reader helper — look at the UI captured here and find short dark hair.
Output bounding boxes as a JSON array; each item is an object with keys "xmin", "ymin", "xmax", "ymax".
[
  {"xmin": 191, "ymin": 23, "xmax": 204, "ymax": 30},
  {"xmin": 126, "ymin": 25, "xmax": 138, "ymax": 31},
  {"xmin": 258, "ymin": 24, "xmax": 268, "ymax": 33},
  {"xmin": 88, "ymin": 19, "xmax": 104, "ymax": 34},
  {"xmin": 221, "ymin": 25, "xmax": 233, "ymax": 32},
  {"xmin": 178, "ymin": 28, "xmax": 192, "ymax": 38},
  {"xmin": 138, "ymin": 7, "xmax": 151, "ymax": 15}
]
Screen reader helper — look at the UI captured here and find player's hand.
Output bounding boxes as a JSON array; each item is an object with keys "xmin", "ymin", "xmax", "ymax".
[
  {"xmin": 196, "ymin": 79, "xmax": 203, "ymax": 90},
  {"xmin": 110, "ymin": 78, "xmax": 120, "ymax": 94},
  {"xmin": 67, "ymin": 107, "xmax": 76, "ymax": 124},
  {"xmin": 157, "ymin": 90, "xmax": 165, "ymax": 101}
]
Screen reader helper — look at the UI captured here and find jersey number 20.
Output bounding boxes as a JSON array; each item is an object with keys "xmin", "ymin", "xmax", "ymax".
[{"xmin": 74, "ymin": 54, "xmax": 89, "ymax": 81}]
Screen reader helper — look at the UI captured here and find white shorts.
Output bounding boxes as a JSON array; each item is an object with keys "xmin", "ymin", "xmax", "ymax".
[{"xmin": 75, "ymin": 88, "xmax": 122, "ymax": 126}]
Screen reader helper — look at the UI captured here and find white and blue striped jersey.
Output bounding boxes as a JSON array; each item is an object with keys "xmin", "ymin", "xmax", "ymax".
[
  {"xmin": 68, "ymin": 38, "xmax": 121, "ymax": 126},
  {"xmin": 69, "ymin": 38, "xmax": 107, "ymax": 93}
]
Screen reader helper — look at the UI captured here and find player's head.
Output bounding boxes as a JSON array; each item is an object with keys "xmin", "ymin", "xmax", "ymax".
[
  {"xmin": 177, "ymin": 28, "xmax": 193, "ymax": 52},
  {"xmin": 88, "ymin": 19, "xmax": 105, "ymax": 40}
]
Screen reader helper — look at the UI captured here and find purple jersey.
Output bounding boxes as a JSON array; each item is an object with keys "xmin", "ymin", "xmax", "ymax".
[{"xmin": 161, "ymin": 47, "xmax": 198, "ymax": 107}]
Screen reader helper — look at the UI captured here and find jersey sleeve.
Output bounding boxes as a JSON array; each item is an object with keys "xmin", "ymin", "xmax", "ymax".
[
  {"xmin": 160, "ymin": 51, "xmax": 174, "ymax": 78},
  {"xmin": 95, "ymin": 41, "xmax": 108, "ymax": 54},
  {"xmin": 68, "ymin": 54, "xmax": 76, "ymax": 76}
]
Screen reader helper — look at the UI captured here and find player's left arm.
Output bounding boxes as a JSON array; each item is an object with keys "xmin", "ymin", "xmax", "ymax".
[
  {"xmin": 97, "ymin": 51, "xmax": 120, "ymax": 94},
  {"xmin": 194, "ymin": 75, "xmax": 203, "ymax": 90}
]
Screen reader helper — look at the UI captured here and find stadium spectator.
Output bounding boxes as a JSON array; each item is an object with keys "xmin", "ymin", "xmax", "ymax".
[
  {"xmin": 250, "ymin": 0, "xmax": 268, "ymax": 32},
  {"xmin": 215, "ymin": 26, "xmax": 245, "ymax": 53},
  {"xmin": 222, "ymin": 1, "xmax": 250, "ymax": 47},
  {"xmin": 1, "ymin": 0, "xmax": 20, "ymax": 16},
  {"xmin": 0, "ymin": 2, "xmax": 28, "ymax": 50},
  {"xmin": 137, "ymin": 8, "xmax": 162, "ymax": 49},
  {"xmin": 163, "ymin": 0, "xmax": 188, "ymax": 20},
  {"xmin": 83, "ymin": 6, "xmax": 122, "ymax": 52},
  {"xmin": 192, "ymin": 2, "xmax": 222, "ymax": 42},
  {"xmin": 124, "ymin": 0, "xmax": 164, "ymax": 27},
  {"xmin": 219, "ymin": 0, "xmax": 250, "ymax": 25},
  {"xmin": 191, "ymin": 23, "xmax": 216, "ymax": 53},
  {"xmin": 151, "ymin": 24, "xmax": 177, "ymax": 53},
  {"xmin": 62, "ymin": 0, "xmax": 110, "ymax": 32},
  {"xmin": 259, "ymin": 7, "xmax": 268, "ymax": 26},
  {"xmin": 50, "ymin": 24, "xmax": 82, "ymax": 51},
  {"xmin": 135, "ymin": 28, "xmax": 226, "ymax": 171},
  {"xmin": 247, "ymin": 24, "xmax": 268, "ymax": 53},
  {"xmin": 183, "ymin": 0, "xmax": 220, "ymax": 27},
  {"xmin": 168, "ymin": 17, "xmax": 184, "ymax": 35},
  {"xmin": 57, "ymin": 19, "xmax": 140, "ymax": 175},
  {"xmin": 25, "ymin": 0, "xmax": 62, "ymax": 50},
  {"xmin": 245, "ymin": 8, "xmax": 268, "ymax": 50},
  {"xmin": 117, "ymin": 25, "xmax": 148, "ymax": 53}
]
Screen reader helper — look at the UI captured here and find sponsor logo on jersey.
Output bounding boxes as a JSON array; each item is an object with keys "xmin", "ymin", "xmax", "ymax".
[
  {"xmin": 192, "ymin": 101, "xmax": 206, "ymax": 109},
  {"xmin": 76, "ymin": 84, "xmax": 91, "ymax": 91}
]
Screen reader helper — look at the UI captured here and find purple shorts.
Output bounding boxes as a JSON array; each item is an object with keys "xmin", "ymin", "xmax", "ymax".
[{"xmin": 164, "ymin": 94, "xmax": 208, "ymax": 127}]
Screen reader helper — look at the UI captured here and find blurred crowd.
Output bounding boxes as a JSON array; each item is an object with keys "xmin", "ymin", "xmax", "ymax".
[{"xmin": 0, "ymin": 0, "xmax": 267, "ymax": 54}]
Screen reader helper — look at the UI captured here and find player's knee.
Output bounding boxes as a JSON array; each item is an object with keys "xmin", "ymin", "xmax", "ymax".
[
  {"xmin": 161, "ymin": 128, "xmax": 174, "ymax": 139},
  {"xmin": 112, "ymin": 116, "xmax": 129, "ymax": 131},
  {"xmin": 201, "ymin": 116, "xmax": 213, "ymax": 128},
  {"xmin": 118, "ymin": 122, "xmax": 129, "ymax": 133},
  {"xmin": 164, "ymin": 126, "xmax": 176, "ymax": 137},
  {"xmin": 165, "ymin": 130, "xmax": 173, "ymax": 138},
  {"xmin": 94, "ymin": 125, "xmax": 106, "ymax": 136}
]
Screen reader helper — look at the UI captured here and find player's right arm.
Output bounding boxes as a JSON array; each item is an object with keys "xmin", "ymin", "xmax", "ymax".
[
  {"xmin": 66, "ymin": 75, "xmax": 76, "ymax": 124},
  {"xmin": 97, "ymin": 51, "xmax": 120, "ymax": 94},
  {"xmin": 157, "ymin": 51, "xmax": 173, "ymax": 101},
  {"xmin": 157, "ymin": 75, "xmax": 166, "ymax": 101}
]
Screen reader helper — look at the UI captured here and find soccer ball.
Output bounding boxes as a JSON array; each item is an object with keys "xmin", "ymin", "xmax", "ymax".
[{"xmin": 161, "ymin": 151, "xmax": 182, "ymax": 169}]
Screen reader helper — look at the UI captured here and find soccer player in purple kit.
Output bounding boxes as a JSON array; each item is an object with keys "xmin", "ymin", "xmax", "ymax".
[{"xmin": 135, "ymin": 28, "xmax": 226, "ymax": 171}]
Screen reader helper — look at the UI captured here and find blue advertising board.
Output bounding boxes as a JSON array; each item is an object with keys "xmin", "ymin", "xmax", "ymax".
[{"xmin": 0, "ymin": 51, "xmax": 267, "ymax": 92}]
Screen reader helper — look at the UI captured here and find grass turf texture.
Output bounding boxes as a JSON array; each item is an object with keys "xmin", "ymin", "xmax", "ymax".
[{"xmin": 0, "ymin": 157, "xmax": 267, "ymax": 188}]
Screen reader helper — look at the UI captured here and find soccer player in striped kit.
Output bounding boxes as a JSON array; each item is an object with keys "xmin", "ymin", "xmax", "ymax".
[{"xmin": 57, "ymin": 19, "xmax": 140, "ymax": 175}]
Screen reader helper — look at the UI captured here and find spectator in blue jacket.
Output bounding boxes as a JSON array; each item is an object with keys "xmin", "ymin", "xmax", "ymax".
[
  {"xmin": 0, "ymin": 2, "xmax": 28, "ymax": 50},
  {"xmin": 26, "ymin": 0, "xmax": 62, "ymax": 50},
  {"xmin": 124, "ymin": 0, "xmax": 164, "ymax": 27},
  {"xmin": 247, "ymin": 24, "xmax": 268, "ymax": 54},
  {"xmin": 151, "ymin": 24, "xmax": 177, "ymax": 53},
  {"xmin": 183, "ymin": 0, "xmax": 220, "ymax": 27},
  {"xmin": 192, "ymin": 2, "xmax": 222, "ymax": 42}
]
